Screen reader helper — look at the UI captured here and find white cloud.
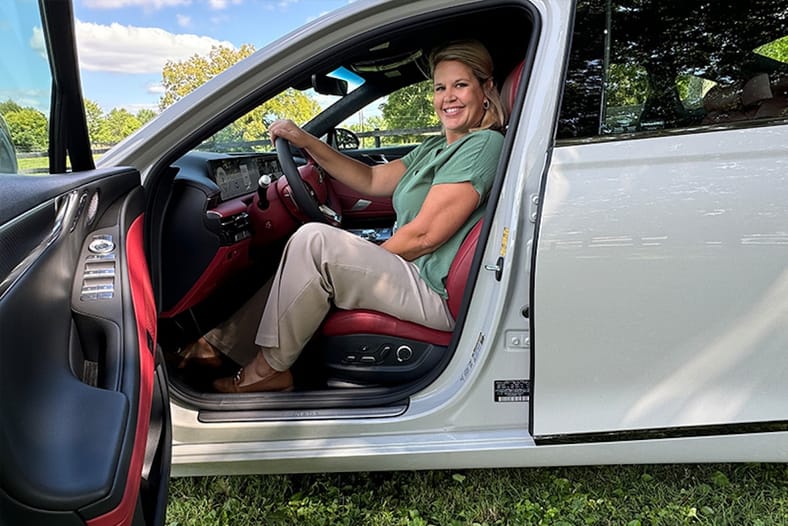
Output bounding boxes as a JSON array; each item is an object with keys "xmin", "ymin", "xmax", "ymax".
[
  {"xmin": 75, "ymin": 19, "xmax": 234, "ymax": 74},
  {"xmin": 30, "ymin": 26, "xmax": 47, "ymax": 60},
  {"xmin": 208, "ymin": 0, "xmax": 242, "ymax": 9},
  {"xmin": 146, "ymin": 82, "xmax": 166, "ymax": 94},
  {"xmin": 176, "ymin": 13, "xmax": 191, "ymax": 27},
  {"xmin": 83, "ymin": 0, "xmax": 191, "ymax": 9}
]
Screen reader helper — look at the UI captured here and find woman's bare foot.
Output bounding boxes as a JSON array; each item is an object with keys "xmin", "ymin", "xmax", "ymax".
[
  {"xmin": 178, "ymin": 337, "xmax": 223, "ymax": 369},
  {"xmin": 212, "ymin": 351, "xmax": 293, "ymax": 393}
]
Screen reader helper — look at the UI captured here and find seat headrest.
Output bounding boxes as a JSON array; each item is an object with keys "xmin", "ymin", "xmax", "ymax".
[
  {"xmin": 742, "ymin": 73, "xmax": 773, "ymax": 107},
  {"xmin": 500, "ymin": 61, "xmax": 525, "ymax": 122},
  {"xmin": 703, "ymin": 84, "xmax": 741, "ymax": 112}
]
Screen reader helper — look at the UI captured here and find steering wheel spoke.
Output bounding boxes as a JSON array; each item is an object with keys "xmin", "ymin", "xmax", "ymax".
[{"xmin": 275, "ymin": 137, "xmax": 341, "ymax": 226}]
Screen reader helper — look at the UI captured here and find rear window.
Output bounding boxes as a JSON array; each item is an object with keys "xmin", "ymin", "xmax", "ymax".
[{"xmin": 558, "ymin": 0, "xmax": 788, "ymax": 141}]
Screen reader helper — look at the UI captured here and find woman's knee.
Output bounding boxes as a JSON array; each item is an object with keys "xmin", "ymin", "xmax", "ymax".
[{"xmin": 288, "ymin": 223, "xmax": 344, "ymax": 259}]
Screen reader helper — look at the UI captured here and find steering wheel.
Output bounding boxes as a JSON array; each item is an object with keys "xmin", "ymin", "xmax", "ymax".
[{"xmin": 275, "ymin": 136, "xmax": 341, "ymax": 226}]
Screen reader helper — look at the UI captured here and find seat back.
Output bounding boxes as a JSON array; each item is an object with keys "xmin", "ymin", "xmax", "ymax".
[
  {"xmin": 445, "ymin": 220, "xmax": 483, "ymax": 318},
  {"xmin": 501, "ymin": 60, "xmax": 525, "ymax": 122}
]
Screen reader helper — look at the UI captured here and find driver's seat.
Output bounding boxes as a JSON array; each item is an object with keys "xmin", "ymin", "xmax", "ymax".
[
  {"xmin": 320, "ymin": 220, "xmax": 483, "ymax": 386},
  {"xmin": 319, "ymin": 59, "xmax": 525, "ymax": 387}
]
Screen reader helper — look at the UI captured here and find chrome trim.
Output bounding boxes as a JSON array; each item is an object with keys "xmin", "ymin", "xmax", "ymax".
[
  {"xmin": 198, "ymin": 404, "xmax": 408, "ymax": 423},
  {"xmin": 0, "ymin": 191, "xmax": 79, "ymax": 300}
]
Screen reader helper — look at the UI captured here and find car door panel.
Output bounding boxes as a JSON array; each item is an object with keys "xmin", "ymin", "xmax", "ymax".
[
  {"xmin": 532, "ymin": 127, "xmax": 788, "ymax": 438},
  {"xmin": 0, "ymin": 168, "xmax": 169, "ymax": 525}
]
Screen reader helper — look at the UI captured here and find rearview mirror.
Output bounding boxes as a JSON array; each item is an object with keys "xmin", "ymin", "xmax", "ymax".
[{"xmin": 312, "ymin": 74, "xmax": 348, "ymax": 96}]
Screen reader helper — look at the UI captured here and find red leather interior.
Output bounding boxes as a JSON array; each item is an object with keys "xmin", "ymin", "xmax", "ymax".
[
  {"xmin": 501, "ymin": 60, "xmax": 525, "ymax": 120},
  {"xmin": 88, "ymin": 215, "xmax": 155, "ymax": 526},
  {"xmin": 321, "ymin": 220, "xmax": 483, "ymax": 342},
  {"xmin": 160, "ymin": 241, "xmax": 251, "ymax": 318},
  {"xmin": 329, "ymin": 178, "xmax": 395, "ymax": 220},
  {"xmin": 322, "ymin": 309, "xmax": 453, "ymax": 346}
]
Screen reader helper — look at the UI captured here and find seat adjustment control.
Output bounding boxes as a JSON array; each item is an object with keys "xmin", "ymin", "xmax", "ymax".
[{"xmin": 396, "ymin": 345, "xmax": 413, "ymax": 362}]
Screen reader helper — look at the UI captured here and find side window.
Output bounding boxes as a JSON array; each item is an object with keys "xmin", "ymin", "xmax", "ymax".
[
  {"xmin": 346, "ymin": 80, "xmax": 440, "ymax": 149},
  {"xmin": 0, "ymin": 2, "xmax": 52, "ymax": 174},
  {"xmin": 557, "ymin": 0, "xmax": 788, "ymax": 141}
]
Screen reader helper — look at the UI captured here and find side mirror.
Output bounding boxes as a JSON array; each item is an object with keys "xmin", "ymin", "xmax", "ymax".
[
  {"xmin": 311, "ymin": 74, "xmax": 348, "ymax": 96},
  {"xmin": 332, "ymin": 128, "xmax": 360, "ymax": 151},
  {"xmin": 0, "ymin": 115, "xmax": 18, "ymax": 173}
]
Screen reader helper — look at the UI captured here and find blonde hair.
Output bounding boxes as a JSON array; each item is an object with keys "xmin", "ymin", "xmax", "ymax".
[{"xmin": 429, "ymin": 39, "xmax": 505, "ymax": 132}]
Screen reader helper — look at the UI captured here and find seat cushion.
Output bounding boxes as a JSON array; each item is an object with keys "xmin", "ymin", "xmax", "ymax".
[{"xmin": 322, "ymin": 309, "xmax": 452, "ymax": 347}]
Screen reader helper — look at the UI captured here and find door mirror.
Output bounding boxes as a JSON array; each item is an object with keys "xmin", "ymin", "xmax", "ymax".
[
  {"xmin": 333, "ymin": 128, "xmax": 360, "ymax": 150},
  {"xmin": 0, "ymin": 114, "xmax": 18, "ymax": 174}
]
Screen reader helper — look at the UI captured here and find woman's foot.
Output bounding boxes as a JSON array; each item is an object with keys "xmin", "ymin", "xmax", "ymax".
[
  {"xmin": 212, "ymin": 352, "xmax": 293, "ymax": 393},
  {"xmin": 178, "ymin": 337, "xmax": 223, "ymax": 369}
]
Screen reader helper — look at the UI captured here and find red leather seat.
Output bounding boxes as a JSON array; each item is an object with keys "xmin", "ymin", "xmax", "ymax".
[{"xmin": 320, "ymin": 221, "xmax": 483, "ymax": 385}]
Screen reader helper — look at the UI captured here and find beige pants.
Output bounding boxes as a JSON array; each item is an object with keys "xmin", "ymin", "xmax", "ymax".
[{"xmin": 204, "ymin": 223, "xmax": 455, "ymax": 370}]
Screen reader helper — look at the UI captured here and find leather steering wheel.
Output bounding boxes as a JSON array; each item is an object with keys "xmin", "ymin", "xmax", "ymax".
[{"xmin": 275, "ymin": 136, "xmax": 341, "ymax": 226}]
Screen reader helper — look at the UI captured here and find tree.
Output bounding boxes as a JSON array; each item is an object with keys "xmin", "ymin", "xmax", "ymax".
[
  {"xmin": 159, "ymin": 44, "xmax": 256, "ymax": 110},
  {"xmin": 160, "ymin": 44, "xmax": 320, "ymax": 151},
  {"xmin": 136, "ymin": 108, "xmax": 157, "ymax": 126},
  {"xmin": 97, "ymin": 108, "xmax": 140, "ymax": 145},
  {"xmin": 0, "ymin": 100, "xmax": 23, "ymax": 116},
  {"xmin": 3, "ymin": 107, "xmax": 47, "ymax": 152},
  {"xmin": 380, "ymin": 80, "xmax": 438, "ymax": 132},
  {"xmin": 84, "ymin": 99, "xmax": 104, "ymax": 146}
]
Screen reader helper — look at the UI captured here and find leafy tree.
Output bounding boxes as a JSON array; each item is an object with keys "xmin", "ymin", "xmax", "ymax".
[
  {"xmin": 0, "ymin": 100, "xmax": 23, "ymax": 116},
  {"xmin": 159, "ymin": 44, "xmax": 256, "ymax": 110},
  {"xmin": 3, "ymin": 107, "xmax": 47, "ymax": 152},
  {"xmin": 160, "ymin": 44, "xmax": 319, "ymax": 151},
  {"xmin": 136, "ymin": 108, "xmax": 157, "ymax": 126},
  {"xmin": 755, "ymin": 35, "xmax": 788, "ymax": 63},
  {"xmin": 84, "ymin": 99, "xmax": 104, "ymax": 146},
  {"xmin": 97, "ymin": 108, "xmax": 141, "ymax": 145},
  {"xmin": 348, "ymin": 115, "xmax": 387, "ymax": 148},
  {"xmin": 380, "ymin": 80, "xmax": 438, "ymax": 143}
]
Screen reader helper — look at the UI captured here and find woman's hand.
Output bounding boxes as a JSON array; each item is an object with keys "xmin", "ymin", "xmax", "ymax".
[
  {"xmin": 268, "ymin": 119, "xmax": 314, "ymax": 149},
  {"xmin": 269, "ymin": 119, "xmax": 406, "ymax": 197}
]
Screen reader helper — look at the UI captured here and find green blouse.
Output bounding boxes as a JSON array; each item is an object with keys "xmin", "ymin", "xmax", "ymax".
[{"xmin": 394, "ymin": 129, "xmax": 504, "ymax": 297}]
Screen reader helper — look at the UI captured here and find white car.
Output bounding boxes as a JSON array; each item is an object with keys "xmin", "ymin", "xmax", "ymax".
[{"xmin": 2, "ymin": 0, "xmax": 786, "ymax": 524}]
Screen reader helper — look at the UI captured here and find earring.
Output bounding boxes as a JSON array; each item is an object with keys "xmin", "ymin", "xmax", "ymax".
[{"xmin": 483, "ymin": 99, "xmax": 490, "ymax": 110}]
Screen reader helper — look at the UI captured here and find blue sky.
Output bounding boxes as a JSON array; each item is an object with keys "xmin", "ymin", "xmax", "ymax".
[
  {"xmin": 72, "ymin": 0, "xmax": 356, "ymax": 112},
  {"xmin": 1, "ymin": 0, "xmax": 355, "ymax": 114}
]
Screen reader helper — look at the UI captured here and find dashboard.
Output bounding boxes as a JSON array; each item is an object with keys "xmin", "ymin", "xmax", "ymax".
[{"xmin": 206, "ymin": 155, "xmax": 283, "ymax": 201}]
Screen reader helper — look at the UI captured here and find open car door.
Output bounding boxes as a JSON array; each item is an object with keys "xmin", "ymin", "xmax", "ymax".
[{"xmin": 0, "ymin": 1, "xmax": 170, "ymax": 525}]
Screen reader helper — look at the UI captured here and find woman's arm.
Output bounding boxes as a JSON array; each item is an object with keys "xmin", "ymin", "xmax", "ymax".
[
  {"xmin": 381, "ymin": 181, "xmax": 479, "ymax": 260},
  {"xmin": 268, "ymin": 119, "xmax": 405, "ymax": 197}
]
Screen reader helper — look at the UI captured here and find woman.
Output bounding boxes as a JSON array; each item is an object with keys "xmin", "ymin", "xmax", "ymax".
[{"xmin": 187, "ymin": 39, "xmax": 506, "ymax": 392}]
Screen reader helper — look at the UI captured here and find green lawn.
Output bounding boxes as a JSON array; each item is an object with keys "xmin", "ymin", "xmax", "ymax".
[{"xmin": 166, "ymin": 464, "xmax": 788, "ymax": 525}]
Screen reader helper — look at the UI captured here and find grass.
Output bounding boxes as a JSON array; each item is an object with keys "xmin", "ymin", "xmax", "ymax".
[{"xmin": 166, "ymin": 463, "xmax": 788, "ymax": 525}]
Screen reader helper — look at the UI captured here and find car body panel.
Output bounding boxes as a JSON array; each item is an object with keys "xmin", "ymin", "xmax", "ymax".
[{"xmin": 533, "ymin": 126, "xmax": 788, "ymax": 436}]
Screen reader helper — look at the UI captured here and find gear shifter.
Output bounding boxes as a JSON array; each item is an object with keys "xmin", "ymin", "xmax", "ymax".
[{"xmin": 257, "ymin": 174, "xmax": 272, "ymax": 210}]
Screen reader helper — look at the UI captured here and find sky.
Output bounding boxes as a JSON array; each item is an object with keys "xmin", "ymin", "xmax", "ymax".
[
  {"xmin": 2, "ymin": 0, "xmax": 358, "ymax": 115},
  {"xmin": 74, "ymin": 0, "xmax": 359, "ymax": 113}
]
